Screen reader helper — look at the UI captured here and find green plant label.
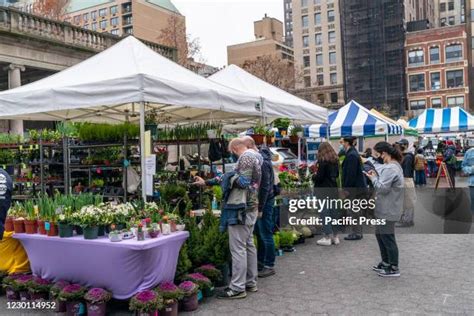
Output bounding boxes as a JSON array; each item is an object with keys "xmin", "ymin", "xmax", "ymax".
[{"xmin": 44, "ymin": 222, "xmax": 50, "ymax": 231}]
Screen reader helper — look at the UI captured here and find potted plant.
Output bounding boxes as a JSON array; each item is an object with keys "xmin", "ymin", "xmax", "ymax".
[
  {"xmin": 108, "ymin": 224, "xmax": 123, "ymax": 242},
  {"xmin": 156, "ymin": 281, "xmax": 183, "ymax": 316},
  {"xmin": 58, "ymin": 283, "xmax": 87, "ymax": 316},
  {"xmin": 50, "ymin": 280, "xmax": 69, "ymax": 313},
  {"xmin": 278, "ymin": 230, "xmax": 297, "ymax": 252},
  {"xmin": 136, "ymin": 223, "xmax": 145, "ymax": 241},
  {"xmin": 13, "ymin": 211, "xmax": 26, "ymax": 234},
  {"xmin": 195, "ymin": 264, "xmax": 222, "ymax": 284},
  {"xmin": 183, "ymin": 273, "xmax": 213, "ymax": 298},
  {"xmin": 14, "ymin": 274, "xmax": 33, "ymax": 301},
  {"xmin": 84, "ymin": 288, "xmax": 112, "ymax": 316},
  {"xmin": 167, "ymin": 213, "xmax": 180, "ymax": 232},
  {"xmin": 265, "ymin": 129, "xmax": 275, "ymax": 145},
  {"xmin": 251, "ymin": 122, "xmax": 266, "ymax": 145},
  {"xmin": 38, "ymin": 196, "xmax": 59, "ymax": 236},
  {"xmin": 145, "ymin": 109, "xmax": 158, "ymax": 138},
  {"xmin": 273, "ymin": 118, "xmax": 291, "ymax": 136},
  {"xmin": 147, "ymin": 223, "xmax": 161, "ymax": 238},
  {"xmin": 290, "ymin": 125, "xmax": 304, "ymax": 144},
  {"xmin": 2, "ymin": 274, "xmax": 20, "ymax": 301},
  {"xmin": 161, "ymin": 216, "xmax": 171, "ymax": 235},
  {"xmin": 175, "ymin": 218, "xmax": 186, "ymax": 231},
  {"xmin": 129, "ymin": 290, "xmax": 163, "ymax": 316},
  {"xmin": 77, "ymin": 205, "xmax": 101, "ymax": 240},
  {"xmin": 58, "ymin": 207, "xmax": 74, "ymax": 238},
  {"xmin": 178, "ymin": 281, "xmax": 199, "ymax": 312},
  {"xmin": 28, "ymin": 276, "xmax": 51, "ymax": 301}
]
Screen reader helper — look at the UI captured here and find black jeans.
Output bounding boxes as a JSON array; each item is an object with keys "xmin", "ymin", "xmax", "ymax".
[{"xmin": 375, "ymin": 221, "xmax": 398, "ymax": 267}]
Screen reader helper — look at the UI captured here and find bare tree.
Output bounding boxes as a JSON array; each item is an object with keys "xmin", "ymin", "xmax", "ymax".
[
  {"xmin": 33, "ymin": 0, "xmax": 70, "ymax": 20},
  {"xmin": 242, "ymin": 55, "xmax": 296, "ymax": 91}
]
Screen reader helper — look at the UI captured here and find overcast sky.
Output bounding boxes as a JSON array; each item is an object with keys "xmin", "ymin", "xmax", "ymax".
[{"xmin": 172, "ymin": 0, "xmax": 284, "ymax": 68}]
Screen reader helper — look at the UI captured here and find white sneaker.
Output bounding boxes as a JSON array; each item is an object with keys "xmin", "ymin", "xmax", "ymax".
[
  {"xmin": 316, "ymin": 237, "xmax": 332, "ymax": 246},
  {"xmin": 332, "ymin": 236, "xmax": 340, "ymax": 245}
]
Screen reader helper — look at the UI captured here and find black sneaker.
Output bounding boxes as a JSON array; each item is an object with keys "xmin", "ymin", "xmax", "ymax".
[
  {"xmin": 372, "ymin": 262, "xmax": 389, "ymax": 273},
  {"xmin": 258, "ymin": 267, "xmax": 276, "ymax": 278},
  {"xmin": 378, "ymin": 266, "xmax": 401, "ymax": 277},
  {"xmin": 344, "ymin": 234, "xmax": 363, "ymax": 241},
  {"xmin": 216, "ymin": 287, "xmax": 247, "ymax": 299},
  {"xmin": 245, "ymin": 285, "xmax": 258, "ymax": 292}
]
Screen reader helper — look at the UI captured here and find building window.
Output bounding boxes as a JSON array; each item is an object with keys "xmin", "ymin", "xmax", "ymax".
[
  {"xmin": 111, "ymin": 17, "xmax": 119, "ymax": 26},
  {"xmin": 440, "ymin": 3, "xmax": 446, "ymax": 11},
  {"xmin": 315, "ymin": 33, "xmax": 322, "ymax": 45},
  {"xmin": 329, "ymin": 52, "xmax": 336, "ymax": 64},
  {"xmin": 409, "ymin": 74, "xmax": 425, "ymax": 92},
  {"xmin": 448, "ymin": 16, "xmax": 455, "ymax": 25},
  {"xmin": 317, "ymin": 74, "xmax": 324, "ymax": 86},
  {"xmin": 83, "ymin": 13, "xmax": 89, "ymax": 21},
  {"xmin": 431, "ymin": 98, "xmax": 442, "ymax": 108},
  {"xmin": 99, "ymin": 8, "xmax": 107, "ymax": 17},
  {"xmin": 430, "ymin": 47, "xmax": 439, "ymax": 64},
  {"xmin": 91, "ymin": 11, "xmax": 97, "ymax": 20},
  {"xmin": 83, "ymin": 24, "xmax": 89, "ymax": 29},
  {"xmin": 330, "ymin": 92, "xmax": 338, "ymax": 103},
  {"xmin": 317, "ymin": 94, "xmax": 325, "ymax": 103},
  {"xmin": 111, "ymin": 29, "xmax": 120, "ymax": 35},
  {"xmin": 408, "ymin": 50, "xmax": 424, "ymax": 66},
  {"xmin": 446, "ymin": 70, "xmax": 464, "ymax": 88},
  {"xmin": 440, "ymin": 18, "xmax": 446, "ymax": 26},
  {"xmin": 314, "ymin": 13, "xmax": 321, "ymax": 25},
  {"xmin": 91, "ymin": 22, "xmax": 97, "ymax": 31},
  {"xmin": 124, "ymin": 16, "xmax": 133, "ymax": 25},
  {"xmin": 448, "ymin": 1, "xmax": 454, "ymax": 10},
  {"xmin": 446, "ymin": 44, "xmax": 462, "ymax": 62},
  {"xmin": 100, "ymin": 20, "xmax": 107, "ymax": 29},
  {"xmin": 316, "ymin": 54, "xmax": 323, "ymax": 66},
  {"xmin": 447, "ymin": 96, "xmax": 464, "ymax": 107},
  {"xmin": 410, "ymin": 100, "xmax": 426, "ymax": 110},
  {"xmin": 124, "ymin": 27, "xmax": 133, "ymax": 34},
  {"xmin": 301, "ymin": 0, "xmax": 308, "ymax": 7},
  {"xmin": 328, "ymin": 31, "xmax": 335, "ymax": 44},
  {"xmin": 303, "ymin": 56, "xmax": 310, "ymax": 68},
  {"xmin": 471, "ymin": 9, "xmax": 474, "ymax": 20},
  {"xmin": 302, "ymin": 15, "xmax": 309, "ymax": 28},
  {"xmin": 328, "ymin": 10, "xmax": 335, "ymax": 23},
  {"xmin": 431, "ymin": 72, "xmax": 441, "ymax": 90},
  {"xmin": 110, "ymin": 5, "xmax": 118, "ymax": 14},
  {"xmin": 303, "ymin": 35, "xmax": 309, "ymax": 47},
  {"xmin": 304, "ymin": 76, "xmax": 311, "ymax": 87},
  {"xmin": 73, "ymin": 15, "xmax": 80, "ymax": 24},
  {"xmin": 330, "ymin": 73, "xmax": 337, "ymax": 85}
]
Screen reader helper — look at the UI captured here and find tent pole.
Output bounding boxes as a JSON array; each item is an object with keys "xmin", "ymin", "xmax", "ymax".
[{"xmin": 140, "ymin": 101, "xmax": 147, "ymax": 201}]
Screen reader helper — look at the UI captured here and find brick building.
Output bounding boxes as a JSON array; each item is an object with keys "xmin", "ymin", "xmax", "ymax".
[{"xmin": 405, "ymin": 24, "xmax": 470, "ymax": 116}]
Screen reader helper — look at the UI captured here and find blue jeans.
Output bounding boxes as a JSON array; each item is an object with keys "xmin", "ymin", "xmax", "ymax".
[
  {"xmin": 321, "ymin": 206, "xmax": 341, "ymax": 236},
  {"xmin": 256, "ymin": 198, "xmax": 275, "ymax": 269},
  {"xmin": 415, "ymin": 170, "xmax": 426, "ymax": 185}
]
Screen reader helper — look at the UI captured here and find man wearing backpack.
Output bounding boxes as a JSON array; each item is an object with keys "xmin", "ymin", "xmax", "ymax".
[{"xmin": 397, "ymin": 139, "xmax": 416, "ymax": 227}]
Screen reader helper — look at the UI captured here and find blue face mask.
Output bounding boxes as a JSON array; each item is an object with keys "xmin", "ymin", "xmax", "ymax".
[{"xmin": 339, "ymin": 144, "xmax": 344, "ymax": 151}]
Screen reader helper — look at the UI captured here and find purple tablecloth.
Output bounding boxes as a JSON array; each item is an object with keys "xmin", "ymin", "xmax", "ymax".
[{"xmin": 14, "ymin": 231, "xmax": 188, "ymax": 299}]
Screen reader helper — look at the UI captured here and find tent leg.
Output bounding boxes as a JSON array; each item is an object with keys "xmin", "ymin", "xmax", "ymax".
[{"xmin": 140, "ymin": 101, "xmax": 147, "ymax": 201}]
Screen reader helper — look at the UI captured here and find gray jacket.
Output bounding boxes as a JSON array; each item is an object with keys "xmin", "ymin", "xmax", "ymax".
[{"xmin": 372, "ymin": 162, "xmax": 405, "ymax": 221}]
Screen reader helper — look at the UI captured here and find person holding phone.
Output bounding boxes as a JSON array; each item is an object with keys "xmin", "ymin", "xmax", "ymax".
[{"xmin": 364, "ymin": 142, "xmax": 404, "ymax": 277}]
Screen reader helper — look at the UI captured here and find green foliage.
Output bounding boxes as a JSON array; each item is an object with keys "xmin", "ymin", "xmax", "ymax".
[
  {"xmin": 253, "ymin": 121, "xmax": 267, "ymax": 135},
  {"xmin": 0, "ymin": 150, "xmax": 15, "ymax": 165},
  {"xmin": 273, "ymin": 118, "xmax": 291, "ymax": 129},
  {"xmin": 278, "ymin": 230, "xmax": 297, "ymax": 248},
  {"xmin": 0, "ymin": 133, "xmax": 22, "ymax": 144},
  {"xmin": 273, "ymin": 233, "xmax": 280, "ymax": 250},
  {"xmin": 175, "ymin": 243, "xmax": 193, "ymax": 281},
  {"xmin": 157, "ymin": 122, "xmax": 223, "ymax": 142},
  {"xmin": 56, "ymin": 122, "xmax": 78, "ymax": 138},
  {"xmin": 197, "ymin": 211, "xmax": 230, "ymax": 267},
  {"xmin": 212, "ymin": 186, "xmax": 223, "ymax": 202},
  {"xmin": 290, "ymin": 125, "xmax": 304, "ymax": 137},
  {"xmin": 77, "ymin": 123, "xmax": 139, "ymax": 143}
]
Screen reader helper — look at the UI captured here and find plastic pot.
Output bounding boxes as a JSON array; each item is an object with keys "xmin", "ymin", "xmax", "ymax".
[
  {"xmin": 24, "ymin": 219, "xmax": 38, "ymax": 234},
  {"xmin": 46, "ymin": 222, "xmax": 58, "ymax": 236},
  {"xmin": 13, "ymin": 219, "xmax": 25, "ymax": 233},
  {"xmin": 5, "ymin": 287, "xmax": 19, "ymax": 301},
  {"xmin": 29, "ymin": 291, "xmax": 49, "ymax": 302},
  {"xmin": 5, "ymin": 217, "xmax": 14, "ymax": 232},
  {"xmin": 37, "ymin": 220, "xmax": 47, "ymax": 235},
  {"xmin": 148, "ymin": 230, "xmax": 160, "ymax": 238},
  {"xmin": 135, "ymin": 311, "xmax": 158, "ymax": 316},
  {"xmin": 159, "ymin": 301, "xmax": 178, "ymax": 316},
  {"xmin": 54, "ymin": 298, "xmax": 67, "ymax": 313},
  {"xmin": 58, "ymin": 223, "xmax": 74, "ymax": 238},
  {"xmin": 180, "ymin": 293, "xmax": 198, "ymax": 312},
  {"xmin": 75, "ymin": 226, "xmax": 83, "ymax": 235},
  {"xmin": 98, "ymin": 226, "xmax": 105, "ymax": 236},
  {"xmin": 19, "ymin": 290, "xmax": 30, "ymax": 301},
  {"xmin": 86, "ymin": 302, "xmax": 107, "ymax": 316},
  {"xmin": 66, "ymin": 301, "xmax": 86, "ymax": 316},
  {"xmin": 83, "ymin": 226, "xmax": 99, "ymax": 240}
]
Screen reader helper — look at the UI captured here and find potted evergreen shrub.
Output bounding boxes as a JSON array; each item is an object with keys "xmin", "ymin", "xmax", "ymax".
[
  {"xmin": 50, "ymin": 280, "xmax": 69, "ymax": 313},
  {"xmin": 14, "ymin": 274, "xmax": 33, "ymax": 301},
  {"xmin": 184, "ymin": 273, "xmax": 213, "ymax": 298},
  {"xmin": 290, "ymin": 125, "xmax": 304, "ymax": 144},
  {"xmin": 84, "ymin": 288, "xmax": 112, "ymax": 316},
  {"xmin": 28, "ymin": 276, "xmax": 51, "ymax": 301},
  {"xmin": 178, "ymin": 281, "xmax": 199, "ymax": 312},
  {"xmin": 129, "ymin": 290, "xmax": 163, "ymax": 316},
  {"xmin": 58, "ymin": 283, "xmax": 87, "ymax": 316},
  {"xmin": 273, "ymin": 118, "xmax": 291, "ymax": 136},
  {"xmin": 2, "ymin": 274, "xmax": 20, "ymax": 301},
  {"xmin": 156, "ymin": 281, "xmax": 183, "ymax": 316}
]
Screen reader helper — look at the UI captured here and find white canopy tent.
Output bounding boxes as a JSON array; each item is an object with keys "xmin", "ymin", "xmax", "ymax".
[
  {"xmin": 208, "ymin": 64, "xmax": 328, "ymax": 124},
  {"xmin": 0, "ymin": 36, "xmax": 310, "ymax": 200}
]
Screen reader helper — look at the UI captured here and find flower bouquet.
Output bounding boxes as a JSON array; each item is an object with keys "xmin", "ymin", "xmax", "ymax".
[
  {"xmin": 2, "ymin": 274, "xmax": 20, "ymax": 301},
  {"xmin": 156, "ymin": 281, "xmax": 183, "ymax": 316},
  {"xmin": 195, "ymin": 264, "xmax": 222, "ymax": 284},
  {"xmin": 129, "ymin": 290, "xmax": 163, "ymax": 316},
  {"xmin": 84, "ymin": 288, "xmax": 112, "ymax": 316},
  {"xmin": 178, "ymin": 281, "xmax": 199, "ymax": 312},
  {"xmin": 28, "ymin": 276, "xmax": 52, "ymax": 301},
  {"xmin": 183, "ymin": 273, "xmax": 213, "ymax": 297},
  {"xmin": 50, "ymin": 280, "xmax": 70, "ymax": 313},
  {"xmin": 58, "ymin": 284, "xmax": 87, "ymax": 316}
]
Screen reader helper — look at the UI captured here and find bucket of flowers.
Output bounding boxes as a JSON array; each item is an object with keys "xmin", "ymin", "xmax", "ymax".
[
  {"xmin": 84, "ymin": 288, "xmax": 112, "ymax": 316},
  {"xmin": 195, "ymin": 264, "xmax": 222, "ymax": 285},
  {"xmin": 14, "ymin": 274, "xmax": 34, "ymax": 301},
  {"xmin": 49, "ymin": 280, "xmax": 69, "ymax": 313},
  {"xmin": 28, "ymin": 276, "xmax": 51, "ymax": 301},
  {"xmin": 2, "ymin": 274, "xmax": 20, "ymax": 301},
  {"xmin": 183, "ymin": 273, "xmax": 213, "ymax": 298},
  {"xmin": 58, "ymin": 283, "xmax": 87, "ymax": 316},
  {"xmin": 178, "ymin": 281, "xmax": 199, "ymax": 312},
  {"xmin": 129, "ymin": 289, "xmax": 163, "ymax": 316},
  {"xmin": 156, "ymin": 281, "xmax": 183, "ymax": 316}
]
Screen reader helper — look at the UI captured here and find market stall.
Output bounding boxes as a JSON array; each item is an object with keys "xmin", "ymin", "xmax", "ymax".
[{"xmin": 408, "ymin": 107, "xmax": 474, "ymax": 133}]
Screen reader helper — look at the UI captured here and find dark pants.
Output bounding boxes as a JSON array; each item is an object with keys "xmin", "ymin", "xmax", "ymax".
[
  {"xmin": 446, "ymin": 164, "xmax": 456, "ymax": 188},
  {"xmin": 256, "ymin": 198, "xmax": 276, "ymax": 269},
  {"xmin": 375, "ymin": 221, "xmax": 398, "ymax": 267},
  {"xmin": 415, "ymin": 170, "xmax": 426, "ymax": 185},
  {"xmin": 427, "ymin": 160, "xmax": 437, "ymax": 177}
]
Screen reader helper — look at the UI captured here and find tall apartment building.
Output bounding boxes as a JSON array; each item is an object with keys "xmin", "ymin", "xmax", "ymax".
[
  {"xmin": 227, "ymin": 15, "xmax": 294, "ymax": 66},
  {"xmin": 284, "ymin": 0, "xmax": 294, "ymax": 47},
  {"xmin": 64, "ymin": 0, "xmax": 185, "ymax": 44},
  {"xmin": 289, "ymin": 0, "xmax": 344, "ymax": 109},
  {"xmin": 434, "ymin": 0, "xmax": 466, "ymax": 26}
]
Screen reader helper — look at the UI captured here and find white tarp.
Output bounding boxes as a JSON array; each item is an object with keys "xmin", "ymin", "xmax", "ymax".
[
  {"xmin": 0, "ymin": 36, "xmax": 265, "ymax": 123},
  {"xmin": 208, "ymin": 64, "xmax": 328, "ymax": 123}
]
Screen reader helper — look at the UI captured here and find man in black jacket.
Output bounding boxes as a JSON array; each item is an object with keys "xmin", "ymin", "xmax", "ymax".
[
  {"xmin": 0, "ymin": 168, "xmax": 13, "ymax": 240},
  {"xmin": 341, "ymin": 137, "xmax": 366, "ymax": 240}
]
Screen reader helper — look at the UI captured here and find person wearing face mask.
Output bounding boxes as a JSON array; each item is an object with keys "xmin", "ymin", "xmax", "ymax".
[{"xmin": 364, "ymin": 142, "xmax": 404, "ymax": 277}]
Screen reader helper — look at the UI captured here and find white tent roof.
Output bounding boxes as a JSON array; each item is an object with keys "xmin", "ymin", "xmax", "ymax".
[
  {"xmin": 208, "ymin": 64, "xmax": 328, "ymax": 123},
  {"xmin": 0, "ymin": 36, "xmax": 267, "ymax": 124}
]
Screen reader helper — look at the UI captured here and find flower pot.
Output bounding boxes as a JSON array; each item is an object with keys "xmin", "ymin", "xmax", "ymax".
[
  {"xmin": 58, "ymin": 223, "xmax": 74, "ymax": 238},
  {"xmin": 161, "ymin": 223, "xmax": 171, "ymax": 235},
  {"xmin": 98, "ymin": 226, "xmax": 105, "ymax": 236},
  {"xmin": 86, "ymin": 302, "xmax": 107, "ymax": 316},
  {"xmin": 289, "ymin": 135, "xmax": 300, "ymax": 144},
  {"xmin": 66, "ymin": 300, "xmax": 86, "ymax": 316},
  {"xmin": 176, "ymin": 224, "xmax": 185, "ymax": 231},
  {"xmin": 5, "ymin": 217, "xmax": 14, "ymax": 232},
  {"xmin": 197, "ymin": 290, "xmax": 203, "ymax": 302},
  {"xmin": 202, "ymin": 286, "xmax": 215, "ymax": 298},
  {"xmin": 19, "ymin": 290, "xmax": 30, "ymax": 301},
  {"xmin": 148, "ymin": 230, "xmax": 160, "ymax": 238},
  {"xmin": 24, "ymin": 220, "xmax": 37, "ymax": 234},
  {"xmin": 54, "ymin": 298, "xmax": 67, "ymax": 313},
  {"xmin": 135, "ymin": 311, "xmax": 158, "ymax": 316},
  {"xmin": 170, "ymin": 221, "xmax": 177, "ymax": 232},
  {"xmin": 265, "ymin": 136, "xmax": 274, "ymax": 145},
  {"xmin": 46, "ymin": 222, "xmax": 58, "ymax": 236},
  {"xmin": 159, "ymin": 301, "xmax": 178, "ymax": 316},
  {"xmin": 83, "ymin": 226, "xmax": 99, "ymax": 240},
  {"xmin": 5, "ymin": 287, "xmax": 19, "ymax": 301},
  {"xmin": 37, "ymin": 220, "xmax": 47, "ymax": 235},
  {"xmin": 216, "ymin": 262, "xmax": 230, "ymax": 287},
  {"xmin": 251, "ymin": 134, "xmax": 265, "ymax": 145},
  {"xmin": 29, "ymin": 291, "xmax": 48, "ymax": 302},
  {"xmin": 13, "ymin": 219, "xmax": 25, "ymax": 234},
  {"xmin": 75, "ymin": 226, "xmax": 83, "ymax": 235},
  {"xmin": 180, "ymin": 293, "xmax": 198, "ymax": 312}
]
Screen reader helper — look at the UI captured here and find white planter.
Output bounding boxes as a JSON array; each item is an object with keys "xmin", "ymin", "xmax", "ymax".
[
  {"xmin": 109, "ymin": 233, "xmax": 123, "ymax": 242},
  {"xmin": 176, "ymin": 224, "xmax": 186, "ymax": 231},
  {"xmin": 161, "ymin": 223, "xmax": 171, "ymax": 235}
]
